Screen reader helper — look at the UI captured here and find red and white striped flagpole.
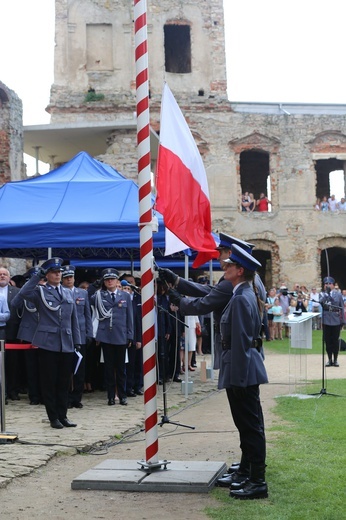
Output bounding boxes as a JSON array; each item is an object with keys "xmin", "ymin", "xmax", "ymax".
[{"xmin": 134, "ymin": 0, "xmax": 159, "ymax": 465}]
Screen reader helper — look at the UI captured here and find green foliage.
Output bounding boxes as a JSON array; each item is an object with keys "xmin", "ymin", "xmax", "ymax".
[
  {"xmin": 84, "ymin": 91, "xmax": 105, "ymax": 102},
  {"xmin": 207, "ymin": 379, "xmax": 346, "ymax": 520}
]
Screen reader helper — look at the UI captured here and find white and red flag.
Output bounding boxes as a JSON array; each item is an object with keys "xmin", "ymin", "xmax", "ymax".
[{"xmin": 155, "ymin": 84, "xmax": 218, "ymax": 267}]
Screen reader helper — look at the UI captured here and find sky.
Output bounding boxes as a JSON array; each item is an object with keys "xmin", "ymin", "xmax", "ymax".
[{"xmin": 0, "ymin": 0, "xmax": 345, "ymax": 194}]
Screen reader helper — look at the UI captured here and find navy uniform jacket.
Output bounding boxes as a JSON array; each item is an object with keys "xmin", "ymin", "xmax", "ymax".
[
  {"xmin": 319, "ymin": 290, "xmax": 345, "ymax": 326},
  {"xmin": 132, "ymin": 292, "xmax": 142, "ymax": 343},
  {"xmin": 219, "ymin": 282, "xmax": 268, "ymax": 389},
  {"xmin": 69, "ymin": 287, "xmax": 93, "ymax": 344},
  {"xmin": 177, "ymin": 276, "xmax": 233, "ymax": 328},
  {"xmin": 177, "ymin": 273, "xmax": 265, "ymax": 325},
  {"xmin": 19, "ymin": 274, "xmax": 81, "ymax": 353},
  {"xmin": 11, "ymin": 292, "xmax": 39, "ymax": 343},
  {"xmin": 91, "ymin": 289, "xmax": 133, "ymax": 345}
]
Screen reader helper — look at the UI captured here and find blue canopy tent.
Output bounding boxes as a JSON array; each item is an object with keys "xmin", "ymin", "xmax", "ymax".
[{"xmin": 0, "ymin": 151, "xmax": 220, "ymax": 271}]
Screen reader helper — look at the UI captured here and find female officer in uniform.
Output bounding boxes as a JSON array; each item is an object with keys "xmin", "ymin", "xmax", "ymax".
[
  {"xmin": 217, "ymin": 244, "xmax": 269, "ymax": 500},
  {"xmin": 19, "ymin": 258, "xmax": 81, "ymax": 429}
]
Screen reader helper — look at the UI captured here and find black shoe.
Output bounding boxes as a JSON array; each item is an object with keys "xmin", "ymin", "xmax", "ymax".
[
  {"xmin": 119, "ymin": 398, "xmax": 128, "ymax": 406},
  {"xmin": 325, "ymin": 360, "xmax": 333, "ymax": 367},
  {"xmin": 50, "ymin": 419, "xmax": 64, "ymax": 429},
  {"xmin": 173, "ymin": 377, "xmax": 182, "ymax": 383},
  {"xmin": 334, "ymin": 361, "xmax": 340, "ymax": 367},
  {"xmin": 108, "ymin": 399, "xmax": 115, "ymax": 406},
  {"xmin": 30, "ymin": 400, "xmax": 40, "ymax": 405},
  {"xmin": 73, "ymin": 402, "xmax": 83, "ymax": 408},
  {"xmin": 227, "ymin": 463, "xmax": 240, "ymax": 474},
  {"xmin": 216, "ymin": 470, "xmax": 249, "ymax": 488},
  {"xmin": 230, "ymin": 479, "xmax": 268, "ymax": 500},
  {"xmin": 60, "ymin": 418, "xmax": 77, "ymax": 427},
  {"xmin": 135, "ymin": 389, "xmax": 144, "ymax": 396},
  {"xmin": 126, "ymin": 391, "xmax": 136, "ymax": 397}
]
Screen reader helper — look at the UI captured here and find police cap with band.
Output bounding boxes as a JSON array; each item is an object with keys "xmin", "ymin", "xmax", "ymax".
[
  {"xmin": 223, "ymin": 244, "xmax": 262, "ymax": 272},
  {"xmin": 62, "ymin": 265, "xmax": 76, "ymax": 278},
  {"xmin": 323, "ymin": 276, "xmax": 335, "ymax": 284},
  {"xmin": 216, "ymin": 233, "xmax": 255, "ymax": 254},
  {"xmin": 41, "ymin": 257, "xmax": 64, "ymax": 272},
  {"xmin": 102, "ymin": 268, "xmax": 119, "ymax": 280}
]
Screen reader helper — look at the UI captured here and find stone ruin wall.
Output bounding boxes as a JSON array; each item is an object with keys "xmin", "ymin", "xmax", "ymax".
[{"xmin": 0, "ymin": 81, "xmax": 24, "ymax": 182}]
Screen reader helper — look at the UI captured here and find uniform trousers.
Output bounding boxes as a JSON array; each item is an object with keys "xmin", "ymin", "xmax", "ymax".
[
  {"xmin": 38, "ymin": 349, "xmax": 74, "ymax": 422},
  {"xmin": 125, "ymin": 344, "xmax": 136, "ymax": 393},
  {"xmin": 69, "ymin": 343, "xmax": 86, "ymax": 405},
  {"xmin": 101, "ymin": 342, "xmax": 127, "ymax": 400},
  {"xmin": 24, "ymin": 347, "xmax": 41, "ymax": 403},
  {"xmin": 323, "ymin": 324, "xmax": 341, "ymax": 360},
  {"xmin": 226, "ymin": 385, "xmax": 266, "ymax": 465}
]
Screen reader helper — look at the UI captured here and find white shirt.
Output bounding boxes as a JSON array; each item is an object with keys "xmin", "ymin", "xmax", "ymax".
[{"xmin": 328, "ymin": 198, "xmax": 338, "ymax": 211}]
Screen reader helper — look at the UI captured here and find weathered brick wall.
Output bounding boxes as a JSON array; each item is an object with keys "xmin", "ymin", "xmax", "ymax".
[
  {"xmin": 49, "ymin": 0, "xmax": 228, "ymax": 121},
  {"xmin": 0, "ymin": 81, "xmax": 24, "ymax": 181}
]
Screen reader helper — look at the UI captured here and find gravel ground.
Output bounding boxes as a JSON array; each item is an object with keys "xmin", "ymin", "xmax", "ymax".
[{"xmin": 0, "ymin": 351, "xmax": 344, "ymax": 519}]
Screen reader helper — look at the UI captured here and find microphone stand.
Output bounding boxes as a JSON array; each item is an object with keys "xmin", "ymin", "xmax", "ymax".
[
  {"xmin": 156, "ymin": 303, "xmax": 195, "ymax": 430},
  {"xmin": 309, "ymin": 295, "xmax": 344, "ymax": 398}
]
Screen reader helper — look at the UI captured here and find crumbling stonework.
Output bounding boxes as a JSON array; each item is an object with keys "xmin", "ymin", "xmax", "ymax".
[{"xmin": 0, "ymin": 81, "xmax": 24, "ymax": 182}]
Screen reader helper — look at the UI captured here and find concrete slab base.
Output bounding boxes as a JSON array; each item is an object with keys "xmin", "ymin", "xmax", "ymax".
[{"xmin": 71, "ymin": 459, "xmax": 227, "ymax": 493}]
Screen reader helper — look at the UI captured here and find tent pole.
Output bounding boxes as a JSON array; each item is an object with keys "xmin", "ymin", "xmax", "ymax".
[{"xmin": 134, "ymin": 0, "xmax": 159, "ymax": 466}]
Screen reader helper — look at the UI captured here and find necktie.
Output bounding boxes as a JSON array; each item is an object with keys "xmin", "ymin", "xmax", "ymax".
[
  {"xmin": 111, "ymin": 293, "xmax": 115, "ymax": 303},
  {"xmin": 55, "ymin": 287, "xmax": 61, "ymax": 300}
]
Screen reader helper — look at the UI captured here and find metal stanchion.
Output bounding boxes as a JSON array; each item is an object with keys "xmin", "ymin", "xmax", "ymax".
[
  {"xmin": 0, "ymin": 340, "xmax": 18, "ymax": 443},
  {"xmin": 0, "ymin": 339, "xmax": 6, "ymax": 432}
]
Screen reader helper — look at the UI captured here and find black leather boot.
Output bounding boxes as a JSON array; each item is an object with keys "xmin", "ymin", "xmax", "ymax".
[{"xmin": 230, "ymin": 463, "xmax": 268, "ymax": 500}]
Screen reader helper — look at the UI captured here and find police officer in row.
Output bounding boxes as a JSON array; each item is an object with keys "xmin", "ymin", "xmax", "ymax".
[
  {"xmin": 19, "ymin": 258, "xmax": 81, "ymax": 429},
  {"xmin": 90, "ymin": 268, "xmax": 134, "ymax": 406},
  {"xmin": 11, "ymin": 267, "xmax": 42, "ymax": 405},
  {"xmin": 217, "ymin": 245, "xmax": 268, "ymax": 500},
  {"xmin": 319, "ymin": 276, "xmax": 345, "ymax": 367},
  {"xmin": 61, "ymin": 265, "xmax": 93, "ymax": 408}
]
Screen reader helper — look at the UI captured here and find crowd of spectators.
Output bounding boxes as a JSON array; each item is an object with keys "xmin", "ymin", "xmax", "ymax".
[
  {"xmin": 315, "ymin": 195, "xmax": 346, "ymax": 212},
  {"xmin": 241, "ymin": 191, "xmax": 271, "ymax": 212},
  {"xmin": 263, "ymin": 281, "xmax": 346, "ymax": 340}
]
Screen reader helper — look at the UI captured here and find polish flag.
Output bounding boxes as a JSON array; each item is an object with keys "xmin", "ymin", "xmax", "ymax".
[{"xmin": 155, "ymin": 84, "xmax": 218, "ymax": 267}]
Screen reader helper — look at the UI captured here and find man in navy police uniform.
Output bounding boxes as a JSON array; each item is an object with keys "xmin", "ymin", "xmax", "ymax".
[
  {"xmin": 90, "ymin": 268, "xmax": 134, "ymax": 406},
  {"xmin": 61, "ymin": 265, "xmax": 93, "ymax": 408},
  {"xmin": 159, "ymin": 233, "xmax": 266, "ymax": 370},
  {"xmin": 319, "ymin": 276, "xmax": 345, "ymax": 367}
]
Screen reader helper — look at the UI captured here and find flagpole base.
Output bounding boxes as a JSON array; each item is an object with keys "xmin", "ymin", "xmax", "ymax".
[{"xmin": 137, "ymin": 459, "xmax": 171, "ymax": 473}]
